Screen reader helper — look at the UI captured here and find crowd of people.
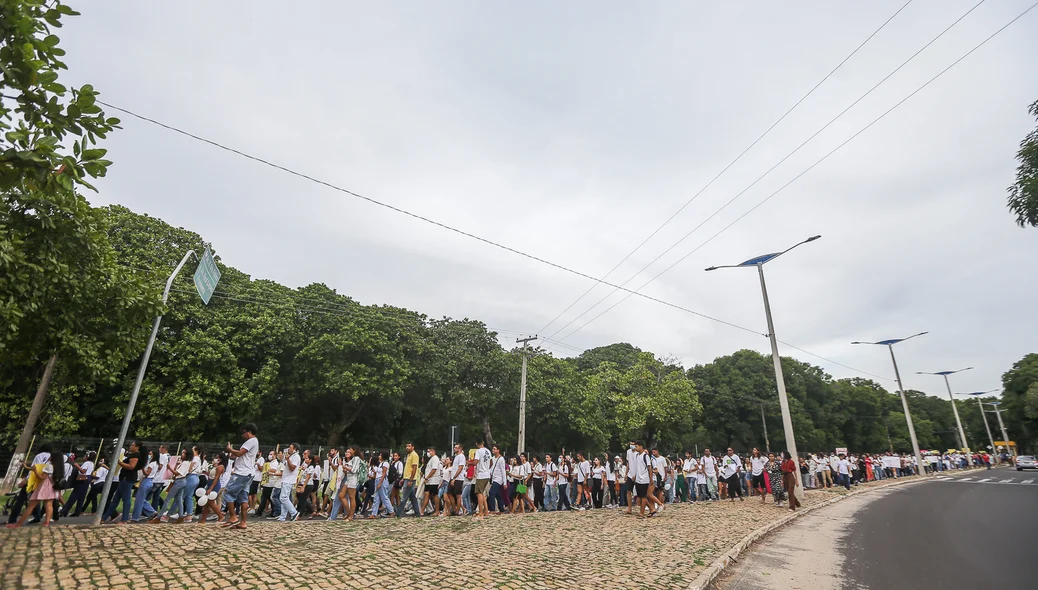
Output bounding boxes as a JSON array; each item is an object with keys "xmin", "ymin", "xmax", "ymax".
[{"xmin": 4, "ymin": 422, "xmax": 995, "ymax": 528}]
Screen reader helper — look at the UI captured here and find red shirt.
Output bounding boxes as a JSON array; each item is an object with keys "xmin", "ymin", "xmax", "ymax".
[{"xmin": 781, "ymin": 459, "xmax": 797, "ymax": 474}]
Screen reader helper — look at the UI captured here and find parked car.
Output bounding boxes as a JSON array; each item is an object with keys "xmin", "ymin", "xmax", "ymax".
[{"xmin": 1016, "ymin": 455, "xmax": 1037, "ymax": 470}]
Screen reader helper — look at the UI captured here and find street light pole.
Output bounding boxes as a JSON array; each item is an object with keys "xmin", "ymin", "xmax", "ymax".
[
  {"xmin": 851, "ymin": 333, "xmax": 928, "ymax": 477},
  {"xmin": 986, "ymin": 402, "xmax": 1014, "ymax": 461},
  {"xmin": 516, "ymin": 335, "xmax": 537, "ymax": 455},
  {"xmin": 94, "ymin": 250, "xmax": 196, "ymax": 525},
  {"xmin": 760, "ymin": 403, "xmax": 770, "ymax": 454},
  {"xmin": 964, "ymin": 390, "xmax": 999, "ymax": 463},
  {"xmin": 916, "ymin": 368, "xmax": 974, "ymax": 466},
  {"xmin": 705, "ymin": 235, "xmax": 820, "ymax": 504}
]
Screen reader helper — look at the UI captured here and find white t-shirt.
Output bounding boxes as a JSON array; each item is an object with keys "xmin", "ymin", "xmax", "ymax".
[
  {"xmin": 575, "ymin": 460, "xmax": 591, "ymax": 483},
  {"xmin": 508, "ymin": 465, "xmax": 522, "ymax": 481},
  {"xmin": 474, "ymin": 447, "xmax": 492, "ymax": 480},
  {"xmin": 533, "ymin": 462, "xmax": 544, "ymax": 480},
  {"xmin": 78, "ymin": 460, "xmax": 95, "ymax": 482},
  {"xmin": 393, "ymin": 460, "xmax": 404, "ymax": 481},
  {"xmin": 144, "ymin": 461, "xmax": 159, "ymax": 481},
  {"xmin": 701, "ymin": 456, "xmax": 717, "ymax": 477},
  {"xmin": 231, "ymin": 437, "xmax": 259, "ymax": 477},
  {"xmin": 559, "ymin": 463, "xmax": 570, "ymax": 483},
  {"xmin": 425, "ymin": 455, "xmax": 443, "ymax": 485},
  {"xmin": 153, "ymin": 453, "xmax": 169, "ymax": 483},
  {"xmin": 592, "ymin": 466, "xmax": 606, "ymax": 480},
  {"xmin": 93, "ymin": 466, "xmax": 109, "ymax": 483},
  {"xmin": 252, "ymin": 456, "xmax": 265, "ymax": 482},
  {"xmin": 453, "ymin": 453, "xmax": 467, "ymax": 481},
  {"xmin": 282, "ymin": 452, "xmax": 300, "ymax": 485},
  {"xmin": 720, "ymin": 454, "xmax": 741, "ymax": 479},
  {"xmin": 606, "ymin": 463, "xmax": 616, "ymax": 482},
  {"xmin": 750, "ymin": 456, "xmax": 768, "ymax": 477},
  {"xmin": 345, "ymin": 456, "xmax": 360, "ymax": 486},
  {"xmin": 633, "ymin": 452, "xmax": 651, "ymax": 484},
  {"xmin": 490, "ymin": 456, "xmax": 507, "ymax": 485},
  {"xmin": 376, "ymin": 461, "xmax": 389, "ymax": 484},
  {"xmin": 652, "ymin": 455, "xmax": 667, "ymax": 478},
  {"xmin": 267, "ymin": 459, "xmax": 281, "ymax": 488},
  {"xmin": 220, "ymin": 464, "xmax": 233, "ymax": 488},
  {"xmin": 683, "ymin": 458, "xmax": 698, "ymax": 477},
  {"xmin": 544, "ymin": 461, "xmax": 558, "ymax": 486},
  {"xmin": 190, "ymin": 456, "xmax": 203, "ymax": 475},
  {"xmin": 838, "ymin": 459, "xmax": 850, "ymax": 475}
]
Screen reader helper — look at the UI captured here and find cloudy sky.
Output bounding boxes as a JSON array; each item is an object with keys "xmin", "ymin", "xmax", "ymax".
[{"xmin": 61, "ymin": 1, "xmax": 1036, "ymax": 398}]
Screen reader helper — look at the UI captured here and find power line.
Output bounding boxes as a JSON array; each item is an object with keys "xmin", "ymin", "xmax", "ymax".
[
  {"xmin": 546, "ymin": 0, "xmax": 989, "ymax": 343},
  {"xmin": 536, "ymin": 0, "xmax": 916, "ymax": 336},
  {"xmin": 550, "ymin": 0, "xmax": 1033, "ymax": 343},
  {"xmin": 98, "ymin": 100, "xmax": 765, "ymax": 339}
]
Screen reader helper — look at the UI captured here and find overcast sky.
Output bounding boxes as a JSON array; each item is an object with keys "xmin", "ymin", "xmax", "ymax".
[{"xmin": 62, "ymin": 1, "xmax": 1037, "ymax": 399}]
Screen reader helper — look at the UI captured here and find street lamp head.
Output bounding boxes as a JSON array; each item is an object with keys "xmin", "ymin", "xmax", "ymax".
[
  {"xmin": 805, "ymin": 235, "xmax": 822, "ymax": 243},
  {"xmin": 851, "ymin": 332, "xmax": 928, "ymax": 347},
  {"xmin": 704, "ymin": 266, "xmax": 719, "ymax": 272},
  {"xmin": 917, "ymin": 367, "xmax": 973, "ymax": 376}
]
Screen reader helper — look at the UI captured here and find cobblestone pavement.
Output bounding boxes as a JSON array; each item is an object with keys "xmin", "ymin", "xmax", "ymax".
[{"xmin": 0, "ymin": 478, "xmax": 920, "ymax": 590}]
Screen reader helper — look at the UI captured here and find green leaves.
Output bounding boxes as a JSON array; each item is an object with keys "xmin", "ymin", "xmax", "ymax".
[{"xmin": 1007, "ymin": 100, "xmax": 1038, "ymax": 227}]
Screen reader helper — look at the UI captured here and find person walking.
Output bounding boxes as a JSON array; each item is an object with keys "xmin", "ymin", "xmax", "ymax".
[
  {"xmin": 223, "ymin": 423, "xmax": 260, "ymax": 530},
  {"xmin": 394, "ymin": 442, "xmax": 421, "ymax": 518},
  {"xmin": 368, "ymin": 452, "xmax": 392, "ymax": 519},
  {"xmin": 277, "ymin": 443, "xmax": 301, "ymax": 523},
  {"xmin": 720, "ymin": 448, "xmax": 743, "ymax": 502},
  {"xmin": 543, "ymin": 453, "xmax": 559, "ymax": 511},
  {"xmin": 766, "ymin": 452, "xmax": 785, "ymax": 507},
  {"xmin": 473, "ymin": 439, "xmax": 492, "ymax": 519},
  {"xmin": 700, "ymin": 449, "xmax": 719, "ymax": 501},
  {"xmin": 781, "ymin": 451, "xmax": 802, "ymax": 511},
  {"xmin": 749, "ymin": 448, "xmax": 768, "ymax": 503}
]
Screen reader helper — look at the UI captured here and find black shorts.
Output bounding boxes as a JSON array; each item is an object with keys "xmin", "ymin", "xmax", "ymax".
[
  {"xmin": 635, "ymin": 483, "xmax": 649, "ymax": 498},
  {"xmin": 424, "ymin": 484, "xmax": 439, "ymax": 496},
  {"xmin": 249, "ymin": 480, "xmax": 259, "ymax": 495},
  {"xmin": 450, "ymin": 480, "xmax": 463, "ymax": 496},
  {"xmin": 751, "ymin": 474, "xmax": 766, "ymax": 489}
]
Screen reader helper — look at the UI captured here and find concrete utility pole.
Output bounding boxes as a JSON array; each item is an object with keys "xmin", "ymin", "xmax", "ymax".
[
  {"xmin": 516, "ymin": 335, "xmax": 538, "ymax": 455},
  {"xmin": 986, "ymin": 402, "xmax": 1014, "ymax": 461},
  {"xmin": 760, "ymin": 403, "xmax": 771, "ymax": 454},
  {"xmin": 965, "ymin": 391, "xmax": 999, "ymax": 463},
  {"xmin": 2, "ymin": 354, "xmax": 58, "ymax": 494}
]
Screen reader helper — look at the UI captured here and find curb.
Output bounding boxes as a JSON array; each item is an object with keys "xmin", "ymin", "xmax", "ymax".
[{"xmin": 684, "ymin": 467, "xmax": 991, "ymax": 590}]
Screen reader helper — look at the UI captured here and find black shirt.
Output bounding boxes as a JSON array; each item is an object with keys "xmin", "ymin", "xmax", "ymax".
[{"xmin": 119, "ymin": 451, "xmax": 141, "ymax": 482}]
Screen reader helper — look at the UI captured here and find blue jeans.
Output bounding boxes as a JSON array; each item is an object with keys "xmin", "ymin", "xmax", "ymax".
[
  {"xmin": 461, "ymin": 483, "xmax": 474, "ymax": 514},
  {"xmin": 395, "ymin": 480, "xmax": 419, "ymax": 517},
  {"xmin": 557, "ymin": 484, "xmax": 572, "ymax": 510},
  {"xmin": 148, "ymin": 481, "xmax": 166, "ymax": 509},
  {"xmin": 133, "ymin": 478, "xmax": 156, "ymax": 521},
  {"xmin": 544, "ymin": 483, "xmax": 558, "ymax": 511},
  {"xmin": 488, "ymin": 482, "xmax": 506, "ymax": 513},
  {"xmin": 104, "ymin": 479, "xmax": 134, "ymax": 522},
  {"xmin": 159, "ymin": 478, "xmax": 188, "ymax": 517},
  {"xmin": 328, "ymin": 480, "xmax": 346, "ymax": 520},
  {"xmin": 370, "ymin": 479, "xmax": 391, "ymax": 516},
  {"xmin": 278, "ymin": 483, "xmax": 298, "ymax": 521},
  {"xmin": 225, "ymin": 473, "xmax": 251, "ymax": 505},
  {"xmin": 183, "ymin": 474, "xmax": 199, "ymax": 516}
]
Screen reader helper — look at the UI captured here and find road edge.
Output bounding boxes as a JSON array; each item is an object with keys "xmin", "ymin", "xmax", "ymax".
[{"xmin": 685, "ymin": 468, "xmax": 988, "ymax": 590}]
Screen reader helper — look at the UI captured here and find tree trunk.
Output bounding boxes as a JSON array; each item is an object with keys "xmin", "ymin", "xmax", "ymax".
[
  {"xmin": 2, "ymin": 354, "xmax": 58, "ymax": 493},
  {"xmin": 481, "ymin": 415, "xmax": 496, "ymax": 448},
  {"xmin": 328, "ymin": 401, "xmax": 365, "ymax": 447}
]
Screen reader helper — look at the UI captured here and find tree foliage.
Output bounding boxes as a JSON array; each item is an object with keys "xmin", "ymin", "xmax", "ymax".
[{"xmin": 1007, "ymin": 99, "xmax": 1038, "ymax": 227}]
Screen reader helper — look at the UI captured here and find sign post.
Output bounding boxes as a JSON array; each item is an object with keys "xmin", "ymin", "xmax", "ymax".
[{"xmin": 193, "ymin": 248, "xmax": 221, "ymax": 305}]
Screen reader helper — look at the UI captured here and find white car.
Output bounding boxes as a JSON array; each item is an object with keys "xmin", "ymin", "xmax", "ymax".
[{"xmin": 1016, "ymin": 455, "xmax": 1037, "ymax": 470}]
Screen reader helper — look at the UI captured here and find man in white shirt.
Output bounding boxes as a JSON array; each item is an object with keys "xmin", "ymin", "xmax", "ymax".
[
  {"xmin": 649, "ymin": 449, "xmax": 668, "ymax": 507},
  {"xmin": 682, "ymin": 451, "xmax": 699, "ymax": 503},
  {"xmin": 278, "ymin": 444, "xmax": 300, "ymax": 522},
  {"xmin": 421, "ymin": 447, "xmax": 442, "ymax": 516},
  {"xmin": 473, "ymin": 439, "xmax": 493, "ymax": 518},
  {"xmin": 448, "ymin": 444, "xmax": 466, "ymax": 517},
  {"xmin": 488, "ymin": 444, "xmax": 508, "ymax": 514},
  {"xmin": 543, "ymin": 454, "xmax": 558, "ymax": 511},
  {"xmin": 625, "ymin": 441, "xmax": 638, "ymax": 513},
  {"xmin": 720, "ymin": 448, "xmax": 743, "ymax": 502},
  {"xmin": 224, "ymin": 422, "xmax": 260, "ymax": 529},
  {"xmin": 574, "ymin": 452, "xmax": 591, "ymax": 510},
  {"xmin": 700, "ymin": 449, "xmax": 719, "ymax": 501},
  {"xmin": 837, "ymin": 454, "xmax": 851, "ymax": 490},
  {"xmin": 632, "ymin": 441, "xmax": 658, "ymax": 517}
]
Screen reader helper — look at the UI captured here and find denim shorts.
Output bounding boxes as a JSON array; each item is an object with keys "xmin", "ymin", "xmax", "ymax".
[{"xmin": 225, "ymin": 473, "xmax": 252, "ymax": 504}]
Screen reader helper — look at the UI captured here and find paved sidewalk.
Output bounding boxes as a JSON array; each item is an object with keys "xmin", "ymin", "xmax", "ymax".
[{"xmin": 0, "ymin": 476, "xmax": 937, "ymax": 590}]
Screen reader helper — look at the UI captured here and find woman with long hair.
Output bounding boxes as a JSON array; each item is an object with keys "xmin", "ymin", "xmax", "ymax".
[
  {"xmin": 766, "ymin": 452, "xmax": 784, "ymax": 507},
  {"xmin": 152, "ymin": 448, "xmax": 191, "ymax": 523},
  {"xmin": 7, "ymin": 448, "xmax": 64, "ymax": 528},
  {"xmin": 132, "ymin": 449, "xmax": 160, "ymax": 522},
  {"xmin": 389, "ymin": 451, "xmax": 403, "ymax": 509},
  {"xmin": 198, "ymin": 452, "xmax": 227, "ymax": 525},
  {"xmin": 339, "ymin": 446, "xmax": 361, "ymax": 520},
  {"xmin": 781, "ymin": 451, "xmax": 802, "ymax": 511},
  {"xmin": 590, "ymin": 457, "xmax": 606, "ymax": 509}
]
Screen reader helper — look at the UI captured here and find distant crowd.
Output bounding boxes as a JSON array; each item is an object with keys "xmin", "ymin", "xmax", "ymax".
[{"xmin": 5, "ymin": 423, "xmax": 999, "ymax": 528}]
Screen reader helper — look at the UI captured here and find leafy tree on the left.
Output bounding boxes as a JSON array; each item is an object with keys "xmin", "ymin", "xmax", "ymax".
[{"xmin": 0, "ymin": 1, "xmax": 162, "ymax": 448}]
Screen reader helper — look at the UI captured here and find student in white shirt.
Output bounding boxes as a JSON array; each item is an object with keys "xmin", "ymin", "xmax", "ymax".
[
  {"xmin": 590, "ymin": 457, "xmax": 607, "ymax": 509},
  {"xmin": 720, "ymin": 448, "xmax": 743, "ymax": 502},
  {"xmin": 543, "ymin": 454, "xmax": 559, "ymax": 511},
  {"xmin": 368, "ymin": 451, "xmax": 392, "ymax": 519},
  {"xmin": 488, "ymin": 445, "xmax": 508, "ymax": 515},
  {"xmin": 749, "ymin": 448, "xmax": 768, "ymax": 502},
  {"xmin": 421, "ymin": 447, "xmax": 442, "ymax": 517},
  {"xmin": 531, "ymin": 456, "xmax": 545, "ymax": 510},
  {"xmin": 511, "ymin": 454, "xmax": 536, "ymax": 514},
  {"xmin": 700, "ymin": 449, "xmax": 720, "ymax": 501},
  {"xmin": 278, "ymin": 444, "xmax": 301, "ymax": 522},
  {"xmin": 450, "ymin": 444, "xmax": 467, "ymax": 516},
  {"xmin": 223, "ymin": 423, "xmax": 260, "ymax": 529},
  {"xmin": 837, "ymin": 454, "xmax": 851, "ymax": 490},
  {"xmin": 557, "ymin": 457, "xmax": 573, "ymax": 511},
  {"xmin": 632, "ymin": 441, "xmax": 658, "ymax": 517},
  {"xmin": 473, "ymin": 440, "xmax": 493, "ymax": 519},
  {"xmin": 682, "ymin": 451, "xmax": 699, "ymax": 503},
  {"xmin": 574, "ymin": 452, "xmax": 592, "ymax": 510}
]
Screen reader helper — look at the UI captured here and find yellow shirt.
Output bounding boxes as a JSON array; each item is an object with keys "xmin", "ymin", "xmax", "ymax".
[{"xmin": 404, "ymin": 451, "xmax": 420, "ymax": 481}]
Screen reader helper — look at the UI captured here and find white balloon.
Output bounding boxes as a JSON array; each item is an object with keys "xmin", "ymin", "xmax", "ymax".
[
  {"xmin": 197, "ymin": 495, "xmax": 208, "ymax": 506},
  {"xmin": 195, "ymin": 488, "xmax": 205, "ymax": 498},
  {"xmin": 208, "ymin": 491, "xmax": 218, "ymax": 500}
]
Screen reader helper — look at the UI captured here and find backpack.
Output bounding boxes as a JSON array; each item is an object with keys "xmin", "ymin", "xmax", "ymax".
[
  {"xmin": 56, "ymin": 464, "xmax": 76, "ymax": 490},
  {"xmin": 356, "ymin": 459, "xmax": 369, "ymax": 487},
  {"xmin": 387, "ymin": 462, "xmax": 399, "ymax": 484}
]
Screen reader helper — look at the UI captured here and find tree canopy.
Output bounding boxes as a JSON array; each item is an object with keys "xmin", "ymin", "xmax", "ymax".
[{"xmin": 1007, "ymin": 99, "xmax": 1038, "ymax": 227}]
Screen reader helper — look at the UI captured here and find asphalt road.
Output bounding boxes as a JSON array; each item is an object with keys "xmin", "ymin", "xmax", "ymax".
[
  {"xmin": 713, "ymin": 469, "xmax": 1038, "ymax": 589},
  {"xmin": 845, "ymin": 472, "xmax": 1038, "ymax": 589}
]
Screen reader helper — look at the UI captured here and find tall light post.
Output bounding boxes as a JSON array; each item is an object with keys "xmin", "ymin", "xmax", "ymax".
[
  {"xmin": 963, "ymin": 390, "xmax": 999, "ymax": 463},
  {"xmin": 706, "ymin": 234, "xmax": 821, "ymax": 502},
  {"xmin": 851, "ymin": 332, "xmax": 928, "ymax": 476},
  {"xmin": 985, "ymin": 401, "xmax": 1014, "ymax": 461},
  {"xmin": 917, "ymin": 367, "xmax": 973, "ymax": 466},
  {"xmin": 516, "ymin": 335, "xmax": 537, "ymax": 455}
]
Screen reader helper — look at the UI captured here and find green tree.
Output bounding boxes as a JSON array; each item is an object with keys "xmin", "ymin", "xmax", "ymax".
[
  {"xmin": 0, "ymin": 2, "xmax": 161, "ymax": 452},
  {"xmin": 1000, "ymin": 353, "xmax": 1038, "ymax": 453},
  {"xmin": 1007, "ymin": 100, "xmax": 1038, "ymax": 227}
]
